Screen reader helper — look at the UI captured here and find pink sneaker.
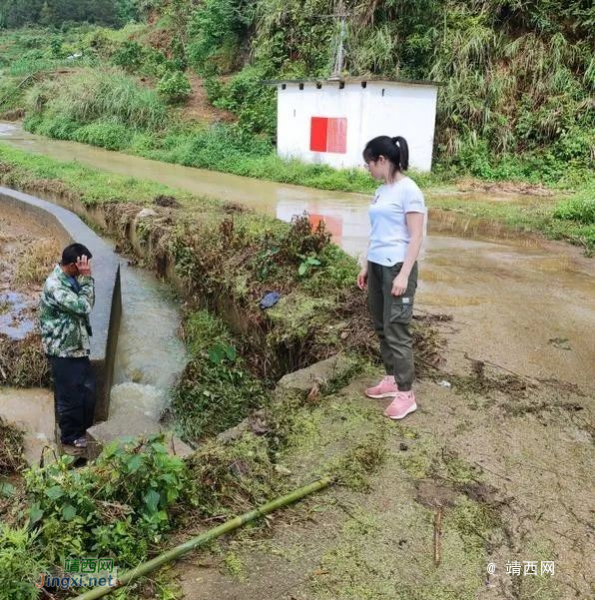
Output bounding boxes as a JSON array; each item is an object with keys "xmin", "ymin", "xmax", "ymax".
[
  {"xmin": 384, "ymin": 391, "xmax": 417, "ymax": 420},
  {"xmin": 365, "ymin": 375, "xmax": 398, "ymax": 399}
]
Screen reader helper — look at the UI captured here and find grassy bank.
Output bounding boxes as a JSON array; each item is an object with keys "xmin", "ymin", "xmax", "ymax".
[{"xmin": 428, "ymin": 187, "xmax": 595, "ymax": 253}]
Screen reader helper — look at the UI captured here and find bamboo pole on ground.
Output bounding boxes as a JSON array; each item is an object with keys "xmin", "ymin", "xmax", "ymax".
[{"xmin": 72, "ymin": 476, "xmax": 334, "ymax": 600}]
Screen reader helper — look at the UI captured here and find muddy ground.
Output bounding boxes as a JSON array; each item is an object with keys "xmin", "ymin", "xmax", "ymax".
[
  {"xmin": 167, "ymin": 318, "xmax": 593, "ymax": 600},
  {"xmin": 0, "ymin": 205, "xmax": 59, "ymax": 339},
  {"xmin": 0, "ymin": 205, "xmax": 57, "ymax": 462}
]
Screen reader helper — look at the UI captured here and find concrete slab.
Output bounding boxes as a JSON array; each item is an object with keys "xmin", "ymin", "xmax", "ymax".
[{"xmin": 275, "ymin": 353, "xmax": 355, "ymax": 397}]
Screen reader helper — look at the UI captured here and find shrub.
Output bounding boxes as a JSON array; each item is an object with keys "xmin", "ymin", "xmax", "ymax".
[
  {"xmin": 111, "ymin": 40, "xmax": 145, "ymax": 71},
  {"xmin": 553, "ymin": 197, "xmax": 595, "ymax": 225},
  {"xmin": 187, "ymin": 0, "xmax": 255, "ymax": 72},
  {"xmin": 210, "ymin": 66, "xmax": 276, "ymax": 138},
  {"xmin": 157, "ymin": 71, "xmax": 192, "ymax": 104},
  {"xmin": 24, "ymin": 436, "xmax": 189, "ymax": 567}
]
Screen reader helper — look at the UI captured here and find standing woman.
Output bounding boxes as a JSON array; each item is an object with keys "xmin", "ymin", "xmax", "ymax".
[{"xmin": 357, "ymin": 136, "xmax": 426, "ymax": 420}]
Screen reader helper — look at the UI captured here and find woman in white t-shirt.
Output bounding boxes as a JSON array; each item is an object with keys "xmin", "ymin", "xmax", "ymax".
[{"xmin": 357, "ymin": 136, "xmax": 426, "ymax": 420}]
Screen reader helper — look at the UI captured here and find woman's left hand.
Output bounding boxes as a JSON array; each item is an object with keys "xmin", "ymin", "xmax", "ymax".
[{"xmin": 391, "ymin": 272, "xmax": 409, "ymax": 296}]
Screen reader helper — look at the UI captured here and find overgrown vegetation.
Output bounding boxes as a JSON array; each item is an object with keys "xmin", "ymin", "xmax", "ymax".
[
  {"xmin": 26, "ymin": 436, "xmax": 188, "ymax": 567},
  {"xmin": 0, "ymin": 435, "xmax": 190, "ymax": 599},
  {"xmin": 172, "ymin": 310, "xmax": 269, "ymax": 442},
  {"xmin": 0, "ymin": 0, "xmax": 151, "ymax": 28}
]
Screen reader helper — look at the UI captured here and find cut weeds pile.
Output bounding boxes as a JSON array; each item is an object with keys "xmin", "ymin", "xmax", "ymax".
[{"xmin": 0, "ymin": 417, "xmax": 26, "ymax": 475}]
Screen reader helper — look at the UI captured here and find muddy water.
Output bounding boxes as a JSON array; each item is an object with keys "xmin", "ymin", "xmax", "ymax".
[
  {"xmin": 417, "ymin": 236, "xmax": 595, "ymax": 389},
  {"xmin": 0, "ymin": 121, "xmax": 593, "ymax": 389},
  {"xmin": 111, "ymin": 263, "xmax": 187, "ymax": 420},
  {"xmin": 0, "ymin": 387, "xmax": 54, "ymax": 465}
]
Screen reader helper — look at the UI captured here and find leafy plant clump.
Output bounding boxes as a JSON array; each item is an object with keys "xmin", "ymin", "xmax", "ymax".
[
  {"xmin": 157, "ymin": 70, "xmax": 192, "ymax": 105},
  {"xmin": 172, "ymin": 310, "xmax": 269, "ymax": 443},
  {"xmin": 24, "ymin": 435, "xmax": 190, "ymax": 568},
  {"xmin": 0, "ymin": 525, "xmax": 48, "ymax": 600}
]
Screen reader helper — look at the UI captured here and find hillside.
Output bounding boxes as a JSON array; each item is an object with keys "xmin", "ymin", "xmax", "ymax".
[{"xmin": 1, "ymin": 0, "xmax": 593, "ymax": 179}]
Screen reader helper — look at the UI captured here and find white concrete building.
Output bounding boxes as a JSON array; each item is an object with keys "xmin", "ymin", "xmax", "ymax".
[{"xmin": 269, "ymin": 78, "xmax": 440, "ymax": 172}]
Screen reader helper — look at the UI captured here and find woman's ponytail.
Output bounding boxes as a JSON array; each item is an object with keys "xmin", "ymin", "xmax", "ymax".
[
  {"xmin": 392, "ymin": 136, "xmax": 409, "ymax": 171},
  {"xmin": 363, "ymin": 135, "xmax": 410, "ymax": 173}
]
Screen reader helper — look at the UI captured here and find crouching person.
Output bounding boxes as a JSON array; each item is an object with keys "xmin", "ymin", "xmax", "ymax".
[{"xmin": 39, "ymin": 243, "xmax": 96, "ymax": 450}]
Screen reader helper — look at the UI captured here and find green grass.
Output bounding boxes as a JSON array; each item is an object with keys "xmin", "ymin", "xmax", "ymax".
[
  {"xmin": 430, "ymin": 190, "xmax": 595, "ymax": 253},
  {"xmin": 25, "ymin": 68, "xmax": 167, "ymax": 131},
  {"xmin": 0, "ymin": 142, "xmax": 186, "ymax": 205}
]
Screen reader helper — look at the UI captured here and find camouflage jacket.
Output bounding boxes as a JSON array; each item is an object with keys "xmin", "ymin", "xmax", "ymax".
[{"xmin": 39, "ymin": 266, "xmax": 95, "ymax": 358}]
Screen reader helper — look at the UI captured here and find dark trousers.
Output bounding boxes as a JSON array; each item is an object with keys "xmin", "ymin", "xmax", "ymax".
[
  {"xmin": 49, "ymin": 356, "xmax": 96, "ymax": 444},
  {"xmin": 368, "ymin": 261, "xmax": 418, "ymax": 391}
]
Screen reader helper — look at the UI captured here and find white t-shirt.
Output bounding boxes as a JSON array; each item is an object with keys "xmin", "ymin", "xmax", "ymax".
[{"xmin": 367, "ymin": 177, "xmax": 426, "ymax": 266}]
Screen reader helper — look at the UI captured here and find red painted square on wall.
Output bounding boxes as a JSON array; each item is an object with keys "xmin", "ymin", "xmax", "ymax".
[
  {"xmin": 309, "ymin": 117, "xmax": 347, "ymax": 153},
  {"xmin": 310, "ymin": 117, "xmax": 328, "ymax": 152}
]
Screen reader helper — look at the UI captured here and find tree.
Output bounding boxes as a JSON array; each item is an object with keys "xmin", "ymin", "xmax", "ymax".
[{"xmin": 40, "ymin": 2, "xmax": 54, "ymax": 26}]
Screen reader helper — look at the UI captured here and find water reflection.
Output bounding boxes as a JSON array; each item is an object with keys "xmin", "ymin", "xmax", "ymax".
[{"xmin": 0, "ymin": 291, "xmax": 35, "ymax": 339}]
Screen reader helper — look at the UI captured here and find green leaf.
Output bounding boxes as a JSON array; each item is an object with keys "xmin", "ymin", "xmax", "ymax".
[
  {"xmin": 224, "ymin": 345, "xmax": 237, "ymax": 361},
  {"xmin": 29, "ymin": 503, "xmax": 44, "ymax": 525},
  {"xmin": 144, "ymin": 489, "xmax": 161, "ymax": 514},
  {"xmin": 62, "ymin": 504, "xmax": 77, "ymax": 521},
  {"xmin": 125, "ymin": 455, "xmax": 143, "ymax": 473},
  {"xmin": 298, "ymin": 262, "xmax": 308, "ymax": 276},
  {"xmin": 208, "ymin": 343, "xmax": 225, "ymax": 364},
  {"xmin": 45, "ymin": 486, "xmax": 64, "ymax": 500},
  {"xmin": 0, "ymin": 482, "xmax": 15, "ymax": 497}
]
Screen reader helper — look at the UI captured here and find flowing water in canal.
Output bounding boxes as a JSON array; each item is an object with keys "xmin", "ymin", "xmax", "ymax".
[{"xmin": 0, "ymin": 121, "xmax": 593, "ymax": 395}]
